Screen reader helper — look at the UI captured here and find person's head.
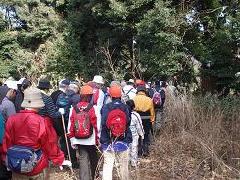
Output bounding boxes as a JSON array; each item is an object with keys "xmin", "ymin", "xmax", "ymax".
[
  {"xmin": 127, "ymin": 79, "xmax": 135, "ymax": 86},
  {"xmin": 5, "ymin": 80, "xmax": 18, "ymax": 100},
  {"xmin": 59, "ymin": 79, "xmax": 70, "ymax": 92},
  {"xmin": 126, "ymin": 99, "xmax": 135, "ymax": 112},
  {"xmin": 109, "ymin": 85, "xmax": 122, "ymax": 100},
  {"xmin": 135, "ymin": 79, "xmax": 145, "ymax": 88},
  {"xmin": 110, "ymin": 81, "xmax": 121, "ymax": 87},
  {"xmin": 69, "ymin": 83, "xmax": 80, "ymax": 94},
  {"xmin": 161, "ymin": 81, "xmax": 167, "ymax": 88},
  {"xmin": 37, "ymin": 79, "xmax": 52, "ymax": 91},
  {"xmin": 80, "ymin": 85, "xmax": 93, "ymax": 102},
  {"xmin": 120, "ymin": 80, "xmax": 127, "ymax": 88},
  {"xmin": 19, "ymin": 78, "xmax": 32, "ymax": 92},
  {"xmin": 92, "ymin": 75, "xmax": 104, "ymax": 88},
  {"xmin": 21, "ymin": 87, "xmax": 45, "ymax": 112},
  {"xmin": 137, "ymin": 85, "xmax": 146, "ymax": 94}
]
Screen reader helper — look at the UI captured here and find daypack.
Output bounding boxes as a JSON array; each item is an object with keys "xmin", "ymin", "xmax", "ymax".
[
  {"xmin": 6, "ymin": 145, "xmax": 42, "ymax": 173},
  {"xmin": 106, "ymin": 109, "xmax": 127, "ymax": 138},
  {"xmin": 56, "ymin": 92, "xmax": 70, "ymax": 109},
  {"xmin": 121, "ymin": 88, "xmax": 133, "ymax": 103},
  {"xmin": 73, "ymin": 104, "xmax": 93, "ymax": 139},
  {"xmin": 152, "ymin": 90, "xmax": 162, "ymax": 107}
]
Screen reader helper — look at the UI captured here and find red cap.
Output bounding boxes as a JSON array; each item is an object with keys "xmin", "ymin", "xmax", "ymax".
[{"xmin": 109, "ymin": 85, "xmax": 121, "ymax": 98}]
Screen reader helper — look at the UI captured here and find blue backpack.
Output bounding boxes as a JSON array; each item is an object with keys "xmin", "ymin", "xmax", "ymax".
[{"xmin": 6, "ymin": 145, "xmax": 42, "ymax": 173}]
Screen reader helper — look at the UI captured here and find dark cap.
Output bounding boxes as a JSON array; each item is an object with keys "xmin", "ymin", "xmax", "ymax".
[
  {"xmin": 37, "ymin": 79, "xmax": 52, "ymax": 90},
  {"xmin": 137, "ymin": 85, "xmax": 146, "ymax": 93}
]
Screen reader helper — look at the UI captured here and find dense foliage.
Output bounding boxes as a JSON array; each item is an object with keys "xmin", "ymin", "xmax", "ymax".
[{"xmin": 0, "ymin": 0, "xmax": 239, "ymax": 92}]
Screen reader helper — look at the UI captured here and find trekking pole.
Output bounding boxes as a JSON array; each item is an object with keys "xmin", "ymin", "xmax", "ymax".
[{"xmin": 61, "ymin": 115, "xmax": 74, "ymax": 174}]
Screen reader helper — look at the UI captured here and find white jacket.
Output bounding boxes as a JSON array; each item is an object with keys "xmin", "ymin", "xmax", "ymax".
[{"xmin": 130, "ymin": 111, "xmax": 144, "ymax": 138}]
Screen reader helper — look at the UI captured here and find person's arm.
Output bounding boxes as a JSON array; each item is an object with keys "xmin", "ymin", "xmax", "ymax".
[
  {"xmin": 89, "ymin": 107, "xmax": 99, "ymax": 145},
  {"xmin": 96, "ymin": 90, "xmax": 104, "ymax": 112},
  {"xmin": 6, "ymin": 102, "xmax": 16, "ymax": 119},
  {"xmin": 100, "ymin": 105, "xmax": 110, "ymax": 145},
  {"xmin": 45, "ymin": 96, "xmax": 61, "ymax": 119},
  {"xmin": 135, "ymin": 113, "xmax": 144, "ymax": 138},
  {"xmin": 40, "ymin": 118, "xmax": 64, "ymax": 166},
  {"xmin": 1, "ymin": 117, "xmax": 14, "ymax": 161},
  {"xmin": 150, "ymin": 100, "xmax": 155, "ymax": 123}
]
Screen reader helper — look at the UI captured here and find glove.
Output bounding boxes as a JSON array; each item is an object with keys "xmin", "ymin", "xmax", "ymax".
[
  {"xmin": 59, "ymin": 160, "xmax": 72, "ymax": 170},
  {"xmin": 70, "ymin": 139, "xmax": 77, "ymax": 149},
  {"xmin": 71, "ymin": 144, "xmax": 77, "ymax": 149},
  {"xmin": 58, "ymin": 108, "xmax": 65, "ymax": 115}
]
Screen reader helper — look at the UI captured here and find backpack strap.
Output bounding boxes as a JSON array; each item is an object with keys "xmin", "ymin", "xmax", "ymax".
[{"xmin": 125, "ymin": 88, "xmax": 134, "ymax": 95}]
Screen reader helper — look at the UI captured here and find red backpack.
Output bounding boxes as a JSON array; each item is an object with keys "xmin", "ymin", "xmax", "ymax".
[
  {"xmin": 73, "ymin": 104, "xmax": 93, "ymax": 139},
  {"xmin": 106, "ymin": 109, "xmax": 127, "ymax": 138}
]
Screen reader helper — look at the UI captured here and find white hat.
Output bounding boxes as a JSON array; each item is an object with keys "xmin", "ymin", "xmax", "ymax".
[
  {"xmin": 21, "ymin": 87, "xmax": 45, "ymax": 108},
  {"xmin": 93, "ymin": 75, "xmax": 104, "ymax": 84},
  {"xmin": 128, "ymin": 79, "xmax": 134, "ymax": 83},
  {"xmin": 17, "ymin": 78, "xmax": 26, "ymax": 85},
  {"xmin": 4, "ymin": 80, "xmax": 18, "ymax": 90}
]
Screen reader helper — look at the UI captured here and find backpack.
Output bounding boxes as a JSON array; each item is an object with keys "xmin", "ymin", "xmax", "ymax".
[
  {"xmin": 152, "ymin": 90, "xmax": 162, "ymax": 107},
  {"xmin": 6, "ymin": 145, "xmax": 42, "ymax": 173},
  {"xmin": 56, "ymin": 92, "xmax": 70, "ymax": 109},
  {"xmin": 73, "ymin": 104, "xmax": 93, "ymax": 139},
  {"xmin": 106, "ymin": 108, "xmax": 127, "ymax": 138},
  {"xmin": 121, "ymin": 88, "xmax": 133, "ymax": 104}
]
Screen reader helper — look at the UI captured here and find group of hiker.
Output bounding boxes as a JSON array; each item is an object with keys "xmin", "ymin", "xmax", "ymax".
[{"xmin": 0, "ymin": 75, "xmax": 168, "ymax": 180}]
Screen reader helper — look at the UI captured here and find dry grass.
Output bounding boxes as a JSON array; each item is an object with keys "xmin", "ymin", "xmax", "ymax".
[{"xmin": 140, "ymin": 93, "xmax": 240, "ymax": 179}]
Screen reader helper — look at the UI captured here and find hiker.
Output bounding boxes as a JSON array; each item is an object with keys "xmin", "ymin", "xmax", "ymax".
[
  {"xmin": 0, "ymin": 80, "xmax": 18, "ymax": 122},
  {"xmin": 1, "ymin": 87, "xmax": 71, "ymax": 179},
  {"xmin": 146, "ymin": 82, "xmax": 154, "ymax": 98},
  {"xmin": 68, "ymin": 85, "xmax": 99, "ymax": 180},
  {"xmin": 0, "ymin": 111, "xmax": 12, "ymax": 180},
  {"xmin": 133, "ymin": 85, "xmax": 155, "ymax": 157},
  {"xmin": 126, "ymin": 100, "xmax": 144, "ymax": 167},
  {"xmin": 37, "ymin": 78, "xmax": 64, "ymax": 121},
  {"xmin": 68, "ymin": 82, "xmax": 81, "ymax": 105},
  {"xmin": 135, "ymin": 79, "xmax": 145, "ymax": 89},
  {"xmin": 101, "ymin": 85, "xmax": 132, "ymax": 180},
  {"xmin": 122, "ymin": 79, "xmax": 137, "ymax": 103},
  {"xmin": 103, "ymin": 81, "xmax": 121, "ymax": 105},
  {"xmin": 89, "ymin": 75, "xmax": 105, "ymax": 136},
  {"xmin": 37, "ymin": 79, "xmax": 67, "ymax": 167},
  {"xmin": 15, "ymin": 78, "xmax": 32, "ymax": 113},
  {"xmin": 51, "ymin": 79, "xmax": 70, "ymax": 104},
  {"xmin": 53, "ymin": 80, "xmax": 80, "ymax": 168}
]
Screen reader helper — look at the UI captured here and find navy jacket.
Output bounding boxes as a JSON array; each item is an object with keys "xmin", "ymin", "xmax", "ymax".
[{"xmin": 100, "ymin": 99, "xmax": 132, "ymax": 148}]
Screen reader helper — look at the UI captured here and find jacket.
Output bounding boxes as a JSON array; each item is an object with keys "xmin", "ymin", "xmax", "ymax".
[
  {"xmin": 2, "ymin": 110, "xmax": 64, "ymax": 176},
  {"xmin": 100, "ymin": 99, "xmax": 132, "ymax": 152},
  {"xmin": 130, "ymin": 111, "xmax": 144, "ymax": 138},
  {"xmin": 133, "ymin": 92, "xmax": 155, "ymax": 123},
  {"xmin": 122, "ymin": 85, "xmax": 137, "ymax": 100},
  {"xmin": 68, "ymin": 102, "xmax": 98, "ymax": 146},
  {"xmin": 0, "ymin": 97, "xmax": 16, "ymax": 122},
  {"xmin": 39, "ymin": 92, "xmax": 61, "ymax": 120}
]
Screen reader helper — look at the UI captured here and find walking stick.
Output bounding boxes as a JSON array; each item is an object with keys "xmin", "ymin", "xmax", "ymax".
[{"xmin": 61, "ymin": 114, "xmax": 74, "ymax": 174}]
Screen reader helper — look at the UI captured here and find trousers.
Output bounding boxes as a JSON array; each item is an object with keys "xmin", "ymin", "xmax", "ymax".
[{"xmin": 102, "ymin": 149, "xmax": 129, "ymax": 180}]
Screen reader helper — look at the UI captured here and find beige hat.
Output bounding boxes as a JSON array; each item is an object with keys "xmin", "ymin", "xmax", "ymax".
[{"xmin": 21, "ymin": 87, "xmax": 45, "ymax": 108}]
